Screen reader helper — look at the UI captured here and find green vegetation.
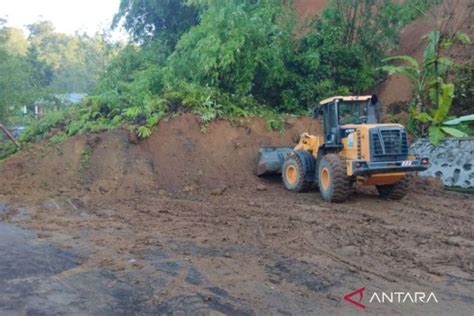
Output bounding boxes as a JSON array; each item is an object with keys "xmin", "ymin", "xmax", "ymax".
[
  {"xmin": 0, "ymin": 141, "xmax": 18, "ymax": 160},
  {"xmin": 0, "ymin": 18, "xmax": 116, "ymax": 124},
  {"xmin": 2, "ymin": 0, "xmax": 472, "ymax": 158},
  {"xmin": 452, "ymin": 61, "xmax": 474, "ymax": 117},
  {"xmin": 113, "ymin": 0, "xmax": 199, "ymax": 49},
  {"xmin": 26, "ymin": 20, "xmax": 115, "ymax": 94},
  {"xmin": 79, "ymin": 145, "xmax": 92, "ymax": 172},
  {"xmin": 86, "ymin": 0, "xmax": 431, "ymax": 132},
  {"xmin": 382, "ymin": 30, "xmax": 473, "ymax": 144}
]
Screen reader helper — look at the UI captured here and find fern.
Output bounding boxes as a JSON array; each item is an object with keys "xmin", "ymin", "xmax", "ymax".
[{"xmin": 137, "ymin": 125, "xmax": 152, "ymax": 139}]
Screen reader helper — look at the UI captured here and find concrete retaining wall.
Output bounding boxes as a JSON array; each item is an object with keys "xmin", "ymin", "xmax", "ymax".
[{"xmin": 410, "ymin": 138, "xmax": 474, "ymax": 188}]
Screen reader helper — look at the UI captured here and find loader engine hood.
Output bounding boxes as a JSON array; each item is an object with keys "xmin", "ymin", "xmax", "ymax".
[{"xmin": 342, "ymin": 124, "xmax": 408, "ymax": 162}]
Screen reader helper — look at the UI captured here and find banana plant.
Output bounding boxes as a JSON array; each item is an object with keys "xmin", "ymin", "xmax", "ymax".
[
  {"xmin": 414, "ymin": 82, "xmax": 472, "ymax": 144},
  {"xmin": 380, "ymin": 55, "xmax": 427, "ymax": 113},
  {"xmin": 380, "ymin": 30, "xmax": 472, "ymax": 144}
]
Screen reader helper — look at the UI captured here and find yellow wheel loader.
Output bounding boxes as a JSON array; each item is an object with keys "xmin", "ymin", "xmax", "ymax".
[{"xmin": 256, "ymin": 95, "xmax": 430, "ymax": 202}]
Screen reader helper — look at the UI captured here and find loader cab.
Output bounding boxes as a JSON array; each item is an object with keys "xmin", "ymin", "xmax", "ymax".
[{"xmin": 313, "ymin": 95, "xmax": 379, "ymax": 146}]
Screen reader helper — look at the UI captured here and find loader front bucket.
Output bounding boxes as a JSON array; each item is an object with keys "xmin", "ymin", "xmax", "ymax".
[{"xmin": 256, "ymin": 146, "xmax": 293, "ymax": 176}]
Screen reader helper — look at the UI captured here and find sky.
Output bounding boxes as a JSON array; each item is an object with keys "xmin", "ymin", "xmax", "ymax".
[{"xmin": 0, "ymin": 0, "xmax": 127, "ymax": 40}]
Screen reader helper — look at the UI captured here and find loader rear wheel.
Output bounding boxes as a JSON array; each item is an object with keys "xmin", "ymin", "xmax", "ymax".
[
  {"xmin": 376, "ymin": 176, "xmax": 410, "ymax": 200},
  {"xmin": 282, "ymin": 154, "xmax": 312, "ymax": 192},
  {"xmin": 318, "ymin": 154, "xmax": 351, "ymax": 202}
]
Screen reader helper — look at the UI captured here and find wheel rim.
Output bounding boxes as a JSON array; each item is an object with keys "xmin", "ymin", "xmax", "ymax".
[
  {"xmin": 286, "ymin": 165, "xmax": 298, "ymax": 185},
  {"xmin": 321, "ymin": 167, "xmax": 330, "ymax": 190}
]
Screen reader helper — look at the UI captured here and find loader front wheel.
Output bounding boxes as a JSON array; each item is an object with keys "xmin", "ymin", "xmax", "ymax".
[
  {"xmin": 282, "ymin": 155, "xmax": 312, "ymax": 192},
  {"xmin": 376, "ymin": 176, "xmax": 410, "ymax": 200},
  {"xmin": 318, "ymin": 154, "xmax": 351, "ymax": 202}
]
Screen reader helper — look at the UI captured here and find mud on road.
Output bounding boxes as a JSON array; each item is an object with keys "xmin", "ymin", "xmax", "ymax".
[
  {"xmin": 1, "ymin": 185, "xmax": 473, "ymax": 315},
  {"xmin": 0, "ymin": 114, "xmax": 473, "ymax": 314}
]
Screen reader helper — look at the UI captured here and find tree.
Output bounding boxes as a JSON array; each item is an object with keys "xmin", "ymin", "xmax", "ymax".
[
  {"xmin": 26, "ymin": 45, "xmax": 54, "ymax": 90},
  {"xmin": 26, "ymin": 20, "xmax": 112, "ymax": 94},
  {"xmin": 0, "ymin": 27, "xmax": 29, "ymax": 56},
  {"xmin": 0, "ymin": 22, "xmax": 35, "ymax": 122},
  {"xmin": 113, "ymin": 0, "xmax": 199, "ymax": 48},
  {"xmin": 281, "ymin": 0, "xmax": 428, "ymax": 110},
  {"xmin": 168, "ymin": 0, "xmax": 294, "ymax": 105},
  {"xmin": 100, "ymin": 0, "xmax": 436, "ymax": 114},
  {"xmin": 27, "ymin": 20, "xmax": 55, "ymax": 39},
  {"xmin": 0, "ymin": 49, "xmax": 36, "ymax": 122}
]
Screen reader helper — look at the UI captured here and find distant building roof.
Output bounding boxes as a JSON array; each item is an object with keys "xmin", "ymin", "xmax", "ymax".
[
  {"xmin": 34, "ymin": 93, "xmax": 87, "ymax": 106},
  {"xmin": 53, "ymin": 93, "xmax": 87, "ymax": 104}
]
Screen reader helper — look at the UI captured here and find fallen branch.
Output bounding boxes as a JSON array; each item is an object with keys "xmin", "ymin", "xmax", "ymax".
[{"xmin": 0, "ymin": 124, "xmax": 21, "ymax": 147}]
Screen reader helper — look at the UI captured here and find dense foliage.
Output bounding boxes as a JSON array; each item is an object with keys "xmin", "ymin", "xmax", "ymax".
[
  {"xmin": 113, "ymin": 0, "xmax": 199, "ymax": 48},
  {"xmin": 5, "ymin": 0, "xmax": 470, "ymax": 156},
  {"xmin": 101, "ymin": 0, "xmax": 430, "ymax": 117},
  {"xmin": 26, "ymin": 21, "xmax": 115, "ymax": 94},
  {"xmin": 0, "ymin": 19, "xmax": 115, "ymax": 124},
  {"xmin": 0, "ymin": 45, "xmax": 35, "ymax": 119},
  {"xmin": 382, "ymin": 30, "xmax": 472, "ymax": 144},
  {"xmin": 452, "ymin": 61, "xmax": 474, "ymax": 117}
]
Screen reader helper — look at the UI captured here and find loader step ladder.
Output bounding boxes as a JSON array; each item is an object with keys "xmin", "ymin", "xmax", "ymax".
[{"xmin": 0, "ymin": 124, "xmax": 20, "ymax": 147}]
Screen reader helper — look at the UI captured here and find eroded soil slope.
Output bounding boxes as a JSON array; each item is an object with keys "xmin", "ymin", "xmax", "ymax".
[{"xmin": 0, "ymin": 114, "xmax": 319, "ymax": 200}]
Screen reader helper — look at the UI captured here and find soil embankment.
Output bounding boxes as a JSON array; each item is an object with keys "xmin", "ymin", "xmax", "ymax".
[{"xmin": 0, "ymin": 114, "xmax": 319, "ymax": 201}]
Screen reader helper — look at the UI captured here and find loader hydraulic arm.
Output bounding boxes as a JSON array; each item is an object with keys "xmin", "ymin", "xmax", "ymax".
[{"xmin": 294, "ymin": 133, "xmax": 322, "ymax": 157}]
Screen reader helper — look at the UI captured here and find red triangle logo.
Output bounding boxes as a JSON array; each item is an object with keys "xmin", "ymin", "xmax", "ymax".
[{"xmin": 343, "ymin": 287, "xmax": 366, "ymax": 309}]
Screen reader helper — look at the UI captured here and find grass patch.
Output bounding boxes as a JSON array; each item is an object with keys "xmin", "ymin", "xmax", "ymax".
[{"xmin": 79, "ymin": 145, "xmax": 92, "ymax": 172}]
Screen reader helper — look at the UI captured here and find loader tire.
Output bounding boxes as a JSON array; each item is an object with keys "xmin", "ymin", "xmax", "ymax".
[
  {"xmin": 318, "ymin": 154, "xmax": 351, "ymax": 202},
  {"xmin": 376, "ymin": 176, "xmax": 410, "ymax": 200},
  {"xmin": 282, "ymin": 154, "xmax": 312, "ymax": 192}
]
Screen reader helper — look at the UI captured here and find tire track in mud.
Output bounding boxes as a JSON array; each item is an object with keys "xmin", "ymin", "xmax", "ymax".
[
  {"xmin": 2, "ymin": 185, "xmax": 473, "ymax": 314},
  {"xmin": 299, "ymin": 229, "xmax": 399, "ymax": 283}
]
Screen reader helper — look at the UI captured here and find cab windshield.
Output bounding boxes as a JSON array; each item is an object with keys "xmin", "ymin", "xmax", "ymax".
[{"xmin": 338, "ymin": 101, "xmax": 367, "ymax": 125}]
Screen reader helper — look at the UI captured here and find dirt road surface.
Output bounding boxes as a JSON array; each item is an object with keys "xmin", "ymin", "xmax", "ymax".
[{"xmin": 1, "ymin": 183, "xmax": 473, "ymax": 314}]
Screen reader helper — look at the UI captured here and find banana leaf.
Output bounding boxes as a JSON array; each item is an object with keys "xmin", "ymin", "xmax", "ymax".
[
  {"xmin": 443, "ymin": 114, "xmax": 474, "ymax": 126},
  {"xmin": 441, "ymin": 127, "xmax": 468, "ymax": 137}
]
